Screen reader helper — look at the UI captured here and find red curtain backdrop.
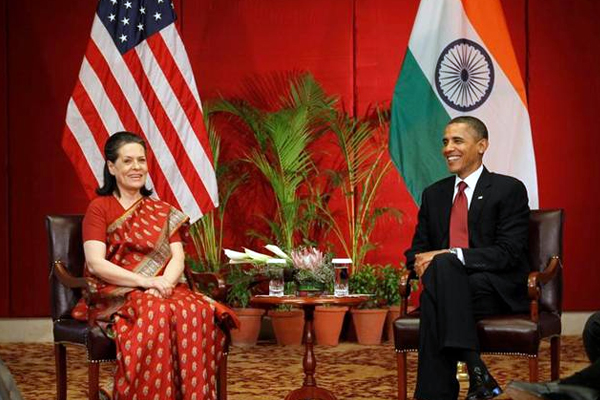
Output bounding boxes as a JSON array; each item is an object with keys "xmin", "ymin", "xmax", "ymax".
[
  {"xmin": 0, "ymin": 0, "xmax": 8, "ymax": 316},
  {"xmin": 1, "ymin": 0, "xmax": 599, "ymax": 316},
  {"xmin": 528, "ymin": 0, "xmax": 600, "ymax": 310}
]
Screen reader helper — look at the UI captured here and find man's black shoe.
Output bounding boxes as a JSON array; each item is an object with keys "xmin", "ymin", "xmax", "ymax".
[
  {"xmin": 506, "ymin": 381, "xmax": 600, "ymax": 400},
  {"xmin": 465, "ymin": 366, "xmax": 503, "ymax": 400}
]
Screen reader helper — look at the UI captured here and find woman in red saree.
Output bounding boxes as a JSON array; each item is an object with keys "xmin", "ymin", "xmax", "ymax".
[{"xmin": 72, "ymin": 132, "xmax": 237, "ymax": 400}]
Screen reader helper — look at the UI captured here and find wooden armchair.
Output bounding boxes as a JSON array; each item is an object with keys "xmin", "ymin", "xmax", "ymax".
[
  {"xmin": 393, "ymin": 209, "xmax": 564, "ymax": 400},
  {"xmin": 46, "ymin": 214, "xmax": 233, "ymax": 400}
]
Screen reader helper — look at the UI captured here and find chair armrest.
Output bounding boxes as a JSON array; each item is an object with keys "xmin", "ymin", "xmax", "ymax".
[
  {"xmin": 399, "ymin": 269, "xmax": 418, "ymax": 316},
  {"xmin": 51, "ymin": 261, "xmax": 91, "ymax": 289},
  {"xmin": 188, "ymin": 271, "xmax": 228, "ymax": 302},
  {"xmin": 399, "ymin": 269, "xmax": 417, "ymax": 298},
  {"xmin": 527, "ymin": 256, "xmax": 561, "ymax": 322}
]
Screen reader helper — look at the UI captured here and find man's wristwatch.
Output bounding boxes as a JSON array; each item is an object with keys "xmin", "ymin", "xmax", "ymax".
[{"xmin": 448, "ymin": 247, "xmax": 459, "ymax": 256}]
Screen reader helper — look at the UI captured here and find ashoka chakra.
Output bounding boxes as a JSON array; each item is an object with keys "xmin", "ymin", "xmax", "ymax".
[{"xmin": 434, "ymin": 38, "xmax": 494, "ymax": 112}]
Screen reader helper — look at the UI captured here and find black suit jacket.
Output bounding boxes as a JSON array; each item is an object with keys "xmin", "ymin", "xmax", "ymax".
[{"xmin": 405, "ymin": 167, "xmax": 530, "ymax": 311}]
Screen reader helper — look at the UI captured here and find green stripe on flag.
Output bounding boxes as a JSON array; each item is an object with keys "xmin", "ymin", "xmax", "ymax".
[{"xmin": 389, "ymin": 49, "xmax": 450, "ymax": 205}]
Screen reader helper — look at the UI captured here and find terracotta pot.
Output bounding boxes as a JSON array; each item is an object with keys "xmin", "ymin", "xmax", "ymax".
[
  {"xmin": 268, "ymin": 309, "xmax": 305, "ymax": 345},
  {"xmin": 231, "ymin": 307, "xmax": 265, "ymax": 347},
  {"xmin": 314, "ymin": 306, "xmax": 348, "ymax": 346},
  {"xmin": 350, "ymin": 308, "xmax": 388, "ymax": 345},
  {"xmin": 385, "ymin": 305, "xmax": 402, "ymax": 342}
]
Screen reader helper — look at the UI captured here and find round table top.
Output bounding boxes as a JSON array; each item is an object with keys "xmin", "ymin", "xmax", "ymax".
[{"xmin": 250, "ymin": 294, "xmax": 371, "ymax": 307}]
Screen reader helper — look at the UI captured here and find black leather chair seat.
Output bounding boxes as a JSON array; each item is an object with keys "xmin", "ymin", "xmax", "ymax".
[
  {"xmin": 394, "ymin": 311, "xmax": 562, "ymax": 356},
  {"xmin": 53, "ymin": 319, "xmax": 115, "ymax": 361},
  {"xmin": 393, "ymin": 314, "xmax": 420, "ymax": 351}
]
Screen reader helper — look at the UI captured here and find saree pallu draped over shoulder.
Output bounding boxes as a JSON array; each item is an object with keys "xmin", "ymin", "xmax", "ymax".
[{"xmin": 72, "ymin": 197, "xmax": 234, "ymax": 400}]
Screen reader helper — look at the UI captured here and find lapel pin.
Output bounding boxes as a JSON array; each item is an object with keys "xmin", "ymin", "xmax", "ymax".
[{"xmin": 478, "ymin": 196, "xmax": 483, "ymax": 200}]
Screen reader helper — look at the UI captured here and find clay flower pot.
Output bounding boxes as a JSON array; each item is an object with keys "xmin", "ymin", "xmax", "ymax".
[
  {"xmin": 231, "ymin": 307, "xmax": 265, "ymax": 347},
  {"xmin": 314, "ymin": 306, "xmax": 348, "ymax": 346},
  {"xmin": 350, "ymin": 308, "xmax": 388, "ymax": 345},
  {"xmin": 268, "ymin": 309, "xmax": 305, "ymax": 345}
]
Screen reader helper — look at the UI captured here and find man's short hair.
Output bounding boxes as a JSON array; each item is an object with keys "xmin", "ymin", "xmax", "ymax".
[{"xmin": 447, "ymin": 116, "xmax": 488, "ymax": 140}]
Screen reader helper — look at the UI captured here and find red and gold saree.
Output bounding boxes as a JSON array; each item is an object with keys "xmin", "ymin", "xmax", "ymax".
[{"xmin": 72, "ymin": 196, "xmax": 235, "ymax": 400}]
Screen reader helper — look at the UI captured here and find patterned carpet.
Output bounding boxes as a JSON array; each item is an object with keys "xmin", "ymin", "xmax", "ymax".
[{"xmin": 0, "ymin": 336, "xmax": 590, "ymax": 400}]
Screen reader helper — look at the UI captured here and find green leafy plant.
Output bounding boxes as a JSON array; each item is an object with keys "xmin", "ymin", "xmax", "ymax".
[
  {"xmin": 349, "ymin": 265, "xmax": 380, "ymax": 309},
  {"xmin": 321, "ymin": 107, "xmax": 402, "ymax": 272},
  {"xmin": 378, "ymin": 264, "xmax": 403, "ymax": 307},
  {"xmin": 211, "ymin": 73, "xmax": 336, "ymax": 251},
  {"xmin": 225, "ymin": 265, "xmax": 259, "ymax": 308}
]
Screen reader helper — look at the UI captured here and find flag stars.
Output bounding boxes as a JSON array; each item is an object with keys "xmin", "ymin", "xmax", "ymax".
[
  {"xmin": 124, "ymin": 1, "xmax": 132, "ymax": 9},
  {"xmin": 109, "ymin": 0, "xmax": 117, "ymax": 5},
  {"xmin": 153, "ymin": 12, "xmax": 162, "ymax": 21},
  {"xmin": 158, "ymin": 0, "xmax": 164, "ymax": 3},
  {"xmin": 137, "ymin": 23, "xmax": 144, "ymax": 31},
  {"xmin": 121, "ymin": 17, "xmax": 130, "ymax": 26},
  {"xmin": 108, "ymin": 13, "xmax": 116, "ymax": 22},
  {"xmin": 140, "ymin": 7, "xmax": 146, "ymax": 14},
  {"xmin": 119, "ymin": 34, "xmax": 127, "ymax": 43}
]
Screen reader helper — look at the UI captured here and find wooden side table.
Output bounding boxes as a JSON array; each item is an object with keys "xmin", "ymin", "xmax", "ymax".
[{"xmin": 251, "ymin": 295, "xmax": 369, "ymax": 400}]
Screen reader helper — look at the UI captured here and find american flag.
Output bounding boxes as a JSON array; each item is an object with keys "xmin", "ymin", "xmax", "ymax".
[{"xmin": 62, "ymin": 0, "xmax": 218, "ymax": 223}]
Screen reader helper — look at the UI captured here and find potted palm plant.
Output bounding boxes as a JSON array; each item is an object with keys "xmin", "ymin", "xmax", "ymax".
[
  {"xmin": 210, "ymin": 72, "xmax": 336, "ymax": 252},
  {"xmin": 319, "ymin": 107, "xmax": 402, "ymax": 273},
  {"xmin": 188, "ymin": 113, "xmax": 246, "ymax": 274}
]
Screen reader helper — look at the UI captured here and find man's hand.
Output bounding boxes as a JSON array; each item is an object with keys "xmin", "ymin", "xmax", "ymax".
[{"xmin": 415, "ymin": 249, "xmax": 450, "ymax": 277}]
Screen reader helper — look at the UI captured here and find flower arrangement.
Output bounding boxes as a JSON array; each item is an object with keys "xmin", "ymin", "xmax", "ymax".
[
  {"xmin": 290, "ymin": 247, "xmax": 333, "ymax": 286},
  {"xmin": 224, "ymin": 245, "xmax": 334, "ymax": 295}
]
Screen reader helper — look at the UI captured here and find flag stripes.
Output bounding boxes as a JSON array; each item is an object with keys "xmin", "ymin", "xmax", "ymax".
[
  {"xmin": 63, "ymin": 4, "xmax": 217, "ymax": 223},
  {"xmin": 390, "ymin": 0, "xmax": 538, "ymax": 208}
]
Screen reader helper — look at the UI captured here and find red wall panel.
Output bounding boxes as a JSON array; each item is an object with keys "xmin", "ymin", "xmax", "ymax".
[
  {"xmin": 528, "ymin": 0, "xmax": 600, "ymax": 310},
  {"xmin": 182, "ymin": 0, "xmax": 354, "ymax": 104},
  {"xmin": 7, "ymin": 1, "xmax": 95, "ymax": 316},
  {"xmin": 0, "ymin": 0, "xmax": 9, "ymax": 316}
]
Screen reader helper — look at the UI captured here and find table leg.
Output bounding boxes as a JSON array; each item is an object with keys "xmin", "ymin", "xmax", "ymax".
[{"xmin": 285, "ymin": 305, "xmax": 337, "ymax": 400}]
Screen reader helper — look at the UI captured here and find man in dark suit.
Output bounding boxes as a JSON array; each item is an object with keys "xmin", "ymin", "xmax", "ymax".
[{"xmin": 405, "ymin": 116, "xmax": 531, "ymax": 400}]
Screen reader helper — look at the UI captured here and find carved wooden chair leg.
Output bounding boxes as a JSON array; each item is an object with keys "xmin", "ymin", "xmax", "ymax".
[
  {"xmin": 54, "ymin": 343, "xmax": 67, "ymax": 400},
  {"xmin": 397, "ymin": 352, "xmax": 407, "ymax": 400},
  {"xmin": 88, "ymin": 362, "xmax": 100, "ymax": 400},
  {"xmin": 528, "ymin": 356, "xmax": 539, "ymax": 382},
  {"xmin": 550, "ymin": 335, "xmax": 561, "ymax": 381}
]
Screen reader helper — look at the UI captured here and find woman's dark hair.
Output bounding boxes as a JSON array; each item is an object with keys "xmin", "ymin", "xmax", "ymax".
[{"xmin": 96, "ymin": 131, "xmax": 153, "ymax": 197}]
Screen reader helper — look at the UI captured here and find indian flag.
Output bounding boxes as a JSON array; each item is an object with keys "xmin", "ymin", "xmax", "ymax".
[{"xmin": 389, "ymin": 0, "xmax": 538, "ymax": 208}]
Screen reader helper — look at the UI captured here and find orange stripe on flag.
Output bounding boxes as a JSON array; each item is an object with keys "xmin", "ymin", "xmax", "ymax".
[{"xmin": 460, "ymin": 0, "xmax": 528, "ymax": 107}]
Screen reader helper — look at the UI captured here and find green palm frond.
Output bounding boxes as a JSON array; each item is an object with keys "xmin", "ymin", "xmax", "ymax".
[{"xmin": 212, "ymin": 73, "xmax": 337, "ymax": 249}]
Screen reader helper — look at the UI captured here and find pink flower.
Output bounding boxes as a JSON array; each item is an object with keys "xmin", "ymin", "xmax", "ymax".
[{"xmin": 291, "ymin": 247, "xmax": 325, "ymax": 271}]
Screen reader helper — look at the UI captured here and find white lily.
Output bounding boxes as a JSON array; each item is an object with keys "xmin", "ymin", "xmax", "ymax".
[
  {"xmin": 243, "ymin": 248, "xmax": 273, "ymax": 263},
  {"xmin": 265, "ymin": 244, "xmax": 291, "ymax": 260},
  {"xmin": 223, "ymin": 248, "xmax": 252, "ymax": 261}
]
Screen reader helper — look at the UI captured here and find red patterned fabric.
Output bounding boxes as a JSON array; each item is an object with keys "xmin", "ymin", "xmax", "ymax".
[
  {"xmin": 449, "ymin": 181, "xmax": 469, "ymax": 248},
  {"xmin": 72, "ymin": 196, "xmax": 237, "ymax": 400}
]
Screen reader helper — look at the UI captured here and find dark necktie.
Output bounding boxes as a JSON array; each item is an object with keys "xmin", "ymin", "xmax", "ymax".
[{"xmin": 450, "ymin": 181, "xmax": 469, "ymax": 248}]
